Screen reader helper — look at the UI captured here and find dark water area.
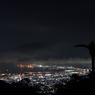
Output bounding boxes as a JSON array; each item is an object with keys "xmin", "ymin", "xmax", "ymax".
[{"xmin": 0, "ymin": 62, "xmax": 90, "ymax": 74}]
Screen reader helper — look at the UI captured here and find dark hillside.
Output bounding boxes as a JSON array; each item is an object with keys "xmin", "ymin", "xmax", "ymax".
[{"xmin": 55, "ymin": 72, "xmax": 95, "ymax": 95}]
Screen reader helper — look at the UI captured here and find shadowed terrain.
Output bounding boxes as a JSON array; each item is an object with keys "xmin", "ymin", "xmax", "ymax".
[
  {"xmin": 0, "ymin": 72, "xmax": 94, "ymax": 95},
  {"xmin": 54, "ymin": 72, "xmax": 95, "ymax": 95}
]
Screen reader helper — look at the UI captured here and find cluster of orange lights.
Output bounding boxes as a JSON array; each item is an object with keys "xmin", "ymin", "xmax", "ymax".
[{"xmin": 17, "ymin": 65, "xmax": 34, "ymax": 68}]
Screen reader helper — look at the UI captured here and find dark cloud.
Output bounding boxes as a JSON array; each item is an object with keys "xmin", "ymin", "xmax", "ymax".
[
  {"xmin": 0, "ymin": 1, "xmax": 95, "ymax": 64},
  {"xmin": 7, "ymin": 41, "xmax": 90, "ymax": 60},
  {"xmin": 17, "ymin": 57, "xmax": 31, "ymax": 62},
  {"xmin": 11, "ymin": 43, "xmax": 49, "ymax": 55}
]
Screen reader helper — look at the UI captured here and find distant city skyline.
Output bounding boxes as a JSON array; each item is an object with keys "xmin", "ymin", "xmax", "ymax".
[{"xmin": 0, "ymin": 58, "xmax": 91, "ymax": 73}]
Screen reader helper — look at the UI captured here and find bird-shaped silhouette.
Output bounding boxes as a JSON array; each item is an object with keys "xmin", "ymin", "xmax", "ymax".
[{"xmin": 75, "ymin": 41, "xmax": 95, "ymax": 73}]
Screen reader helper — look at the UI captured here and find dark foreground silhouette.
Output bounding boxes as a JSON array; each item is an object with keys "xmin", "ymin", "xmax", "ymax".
[
  {"xmin": 0, "ymin": 72, "xmax": 95, "ymax": 95},
  {"xmin": 54, "ymin": 72, "xmax": 95, "ymax": 95},
  {"xmin": 75, "ymin": 41, "xmax": 95, "ymax": 73},
  {"xmin": 0, "ymin": 78, "xmax": 40, "ymax": 95}
]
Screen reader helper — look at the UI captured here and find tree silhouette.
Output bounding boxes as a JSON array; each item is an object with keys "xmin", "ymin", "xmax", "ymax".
[
  {"xmin": 54, "ymin": 73, "xmax": 95, "ymax": 95},
  {"xmin": 0, "ymin": 79, "xmax": 40, "ymax": 95},
  {"xmin": 75, "ymin": 41, "xmax": 95, "ymax": 73}
]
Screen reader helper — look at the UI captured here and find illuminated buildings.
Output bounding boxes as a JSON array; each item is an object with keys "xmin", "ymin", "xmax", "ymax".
[{"xmin": 0, "ymin": 64, "xmax": 90, "ymax": 94}]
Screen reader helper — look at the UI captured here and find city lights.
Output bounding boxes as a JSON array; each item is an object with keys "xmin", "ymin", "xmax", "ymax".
[{"xmin": 0, "ymin": 63, "xmax": 90, "ymax": 94}]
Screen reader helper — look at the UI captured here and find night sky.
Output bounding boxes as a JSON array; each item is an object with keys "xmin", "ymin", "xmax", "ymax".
[{"xmin": 0, "ymin": 1, "xmax": 95, "ymax": 72}]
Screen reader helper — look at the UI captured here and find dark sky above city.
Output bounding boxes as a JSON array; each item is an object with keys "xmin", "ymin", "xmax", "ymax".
[{"xmin": 0, "ymin": 1, "xmax": 95, "ymax": 68}]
